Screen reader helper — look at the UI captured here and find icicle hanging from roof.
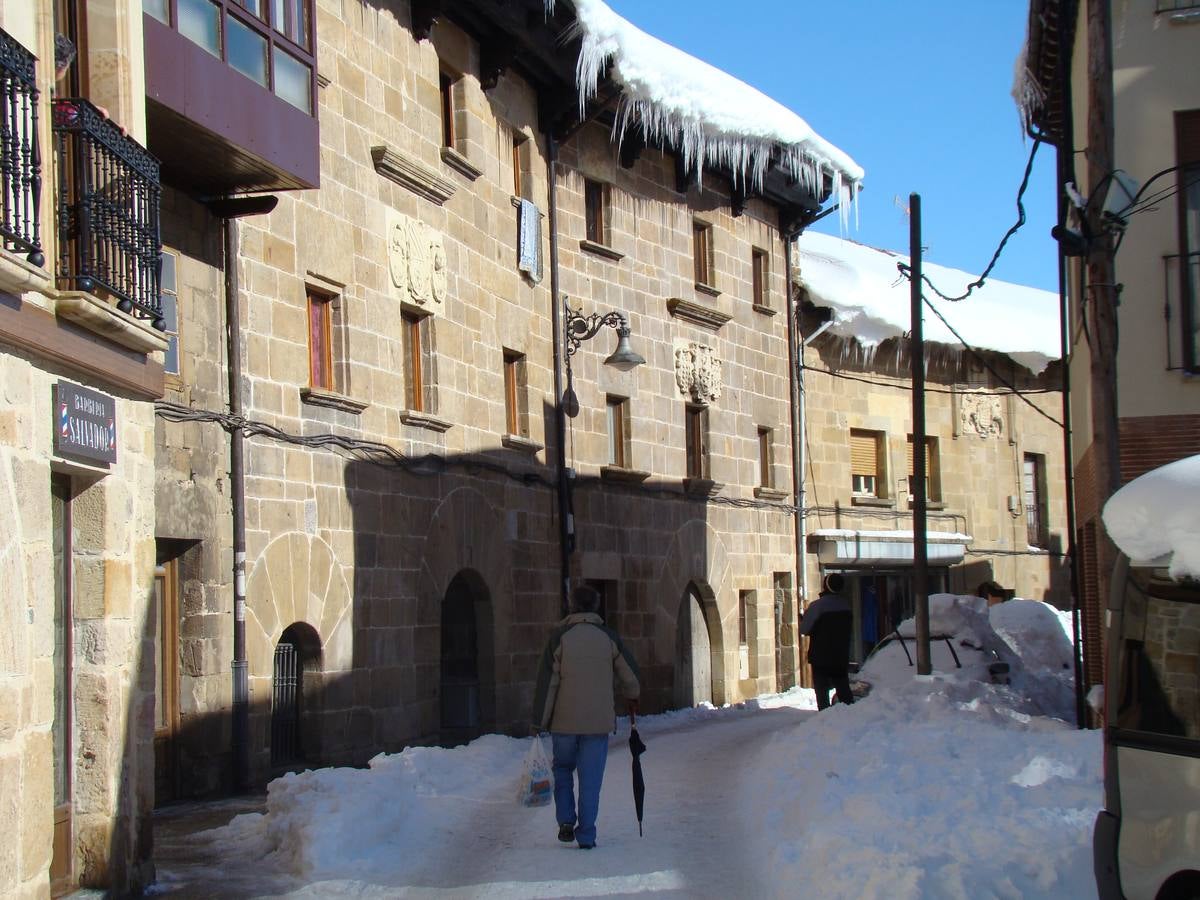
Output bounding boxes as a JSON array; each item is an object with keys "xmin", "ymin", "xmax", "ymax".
[
  {"xmin": 1011, "ymin": 37, "xmax": 1045, "ymax": 137},
  {"xmin": 546, "ymin": 0, "xmax": 863, "ymax": 228}
]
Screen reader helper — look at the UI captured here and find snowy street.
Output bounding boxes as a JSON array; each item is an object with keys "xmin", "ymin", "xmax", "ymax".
[{"xmin": 151, "ymin": 596, "xmax": 1102, "ymax": 900}]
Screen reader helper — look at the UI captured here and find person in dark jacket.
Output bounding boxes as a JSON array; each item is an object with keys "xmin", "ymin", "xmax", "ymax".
[
  {"xmin": 800, "ymin": 573, "xmax": 855, "ymax": 710},
  {"xmin": 532, "ymin": 585, "xmax": 640, "ymax": 849}
]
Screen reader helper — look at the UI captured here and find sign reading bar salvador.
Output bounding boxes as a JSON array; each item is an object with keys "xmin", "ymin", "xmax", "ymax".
[{"xmin": 54, "ymin": 381, "xmax": 117, "ymax": 465}]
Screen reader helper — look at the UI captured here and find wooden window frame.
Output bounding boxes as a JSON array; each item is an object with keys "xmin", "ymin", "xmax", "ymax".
[
  {"xmin": 1176, "ymin": 110, "xmax": 1200, "ymax": 373},
  {"xmin": 906, "ymin": 434, "xmax": 939, "ymax": 502},
  {"xmin": 751, "ymin": 247, "xmax": 768, "ymax": 308},
  {"xmin": 402, "ymin": 310, "xmax": 430, "ymax": 412},
  {"xmin": 850, "ymin": 428, "xmax": 883, "ymax": 499},
  {"xmin": 693, "ymin": 220, "xmax": 713, "ymax": 287},
  {"xmin": 757, "ymin": 426, "xmax": 773, "ymax": 488},
  {"xmin": 584, "ymin": 178, "xmax": 607, "ymax": 246},
  {"xmin": 307, "ymin": 290, "xmax": 334, "ymax": 391},
  {"xmin": 153, "ymin": 0, "xmax": 317, "ymax": 114},
  {"xmin": 439, "ymin": 69, "xmax": 458, "ymax": 149},
  {"xmin": 685, "ymin": 404, "xmax": 710, "ymax": 479},
  {"xmin": 503, "ymin": 349, "xmax": 525, "ymax": 437},
  {"xmin": 1024, "ymin": 452, "xmax": 1049, "ymax": 548},
  {"xmin": 607, "ymin": 394, "xmax": 630, "ymax": 468}
]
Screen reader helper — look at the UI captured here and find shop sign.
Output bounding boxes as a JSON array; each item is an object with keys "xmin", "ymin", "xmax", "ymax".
[{"xmin": 54, "ymin": 380, "xmax": 117, "ymax": 465}]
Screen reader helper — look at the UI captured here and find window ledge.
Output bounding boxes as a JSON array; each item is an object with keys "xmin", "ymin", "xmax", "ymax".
[
  {"xmin": 695, "ymin": 282, "xmax": 721, "ymax": 298},
  {"xmin": 441, "ymin": 146, "xmax": 483, "ymax": 181},
  {"xmin": 600, "ymin": 465, "xmax": 650, "ymax": 483},
  {"xmin": 683, "ymin": 477, "xmax": 724, "ymax": 497},
  {"xmin": 751, "ymin": 303, "xmax": 777, "ymax": 317},
  {"xmin": 0, "ymin": 248, "xmax": 52, "ymax": 296},
  {"xmin": 851, "ymin": 495, "xmax": 895, "ymax": 508},
  {"xmin": 502, "ymin": 433, "xmax": 543, "ymax": 454},
  {"xmin": 371, "ymin": 144, "xmax": 456, "ymax": 205},
  {"xmin": 400, "ymin": 409, "xmax": 453, "ymax": 432},
  {"xmin": 666, "ymin": 297, "xmax": 731, "ymax": 332},
  {"xmin": 908, "ymin": 498, "xmax": 947, "ymax": 511},
  {"xmin": 579, "ymin": 239, "xmax": 624, "ymax": 262},
  {"xmin": 55, "ymin": 291, "xmax": 169, "ymax": 354},
  {"xmin": 753, "ymin": 486, "xmax": 790, "ymax": 501},
  {"xmin": 300, "ymin": 387, "xmax": 367, "ymax": 414}
]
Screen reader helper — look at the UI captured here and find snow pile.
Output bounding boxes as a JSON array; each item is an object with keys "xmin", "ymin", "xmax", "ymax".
[
  {"xmin": 1102, "ymin": 453, "xmax": 1200, "ymax": 580},
  {"xmin": 862, "ymin": 593, "xmax": 1077, "ymax": 721},
  {"xmin": 547, "ymin": 0, "xmax": 862, "ymax": 222},
  {"xmin": 795, "ymin": 231, "xmax": 1061, "ymax": 369},
  {"xmin": 746, "ymin": 676, "xmax": 1100, "ymax": 900}
]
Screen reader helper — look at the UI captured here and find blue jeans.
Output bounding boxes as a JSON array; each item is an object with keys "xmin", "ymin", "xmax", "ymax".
[{"xmin": 551, "ymin": 733, "xmax": 609, "ymax": 847}]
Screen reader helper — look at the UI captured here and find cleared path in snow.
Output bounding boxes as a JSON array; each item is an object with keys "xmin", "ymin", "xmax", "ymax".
[{"xmin": 153, "ymin": 704, "xmax": 813, "ymax": 899}]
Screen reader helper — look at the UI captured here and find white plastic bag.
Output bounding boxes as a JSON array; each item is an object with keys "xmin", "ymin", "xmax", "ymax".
[{"xmin": 517, "ymin": 735, "xmax": 553, "ymax": 807}]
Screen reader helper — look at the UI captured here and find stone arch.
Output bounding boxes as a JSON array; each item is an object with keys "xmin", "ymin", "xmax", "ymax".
[
  {"xmin": 654, "ymin": 518, "xmax": 734, "ymax": 708},
  {"xmin": 244, "ymin": 531, "xmax": 352, "ymax": 742},
  {"xmin": 419, "ymin": 487, "xmax": 515, "ymax": 731},
  {"xmin": 439, "ymin": 568, "xmax": 495, "ymax": 743}
]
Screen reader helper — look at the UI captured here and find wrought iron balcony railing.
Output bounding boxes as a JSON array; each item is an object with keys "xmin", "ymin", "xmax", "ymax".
[
  {"xmin": 53, "ymin": 97, "xmax": 163, "ymax": 328},
  {"xmin": 1026, "ymin": 503, "xmax": 1046, "ymax": 548},
  {"xmin": 0, "ymin": 28, "xmax": 43, "ymax": 267}
]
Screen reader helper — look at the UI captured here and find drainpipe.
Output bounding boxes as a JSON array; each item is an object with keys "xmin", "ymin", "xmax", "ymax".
[
  {"xmin": 547, "ymin": 135, "xmax": 571, "ymax": 617},
  {"xmin": 223, "ymin": 216, "xmax": 250, "ymax": 792}
]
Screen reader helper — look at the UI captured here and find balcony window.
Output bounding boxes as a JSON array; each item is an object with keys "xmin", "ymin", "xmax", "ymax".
[
  {"xmin": 906, "ymin": 434, "xmax": 940, "ymax": 502},
  {"xmin": 850, "ymin": 429, "xmax": 884, "ymax": 499},
  {"xmin": 147, "ymin": 0, "xmax": 316, "ymax": 115},
  {"xmin": 758, "ymin": 427, "xmax": 773, "ymax": 489},
  {"xmin": 585, "ymin": 179, "xmax": 608, "ymax": 245},
  {"xmin": 685, "ymin": 404, "xmax": 710, "ymax": 479},
  {"xmin": 1024, "ymin": 453, "xmax": 1048, "ymax": 548},
  {"xmin": 607, "ymin": 395, "xmax": 630, "ymax": 468},
  {"xmin": 0, "ymin": 28, "xmax": 44, "ymax": 267}
]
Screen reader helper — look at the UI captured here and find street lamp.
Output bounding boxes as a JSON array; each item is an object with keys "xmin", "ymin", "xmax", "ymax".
[{"xmin": 562, "ymin": 298, "xmax": 645, "ymax": 417}]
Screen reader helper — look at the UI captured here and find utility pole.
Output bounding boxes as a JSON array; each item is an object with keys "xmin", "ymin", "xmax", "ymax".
[
  {"xmin": 1085, "ymin": 0, "xmax": 1122, "ymax": 661},
  {"xmin": 909, "ymin": 193, "xmax": 931, "ymax": 676}
]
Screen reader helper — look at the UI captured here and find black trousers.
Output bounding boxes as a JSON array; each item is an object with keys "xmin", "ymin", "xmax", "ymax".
[{"xmin": 811, "ymin": 665, "xmax": 854, "ymax": 710}]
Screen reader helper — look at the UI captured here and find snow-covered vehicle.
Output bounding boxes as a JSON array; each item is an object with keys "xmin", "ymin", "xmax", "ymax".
[{"xmin": 1095, "ymin": 455, "xmax": 1200, "ymax": 900}]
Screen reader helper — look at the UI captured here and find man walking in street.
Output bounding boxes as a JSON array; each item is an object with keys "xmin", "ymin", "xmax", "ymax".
[
  {"xmin": 533, "ymin": 585, "xmax": 640, "ymax": 849},
  {"xmin": 800, "ymin": 573, "xmax": 855, "ymax": 710}
]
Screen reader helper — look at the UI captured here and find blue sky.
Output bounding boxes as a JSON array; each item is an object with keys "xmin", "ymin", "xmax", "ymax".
[{"xmin": 603, "ymin": 0, "xmax": 1059, "ymax": 292}]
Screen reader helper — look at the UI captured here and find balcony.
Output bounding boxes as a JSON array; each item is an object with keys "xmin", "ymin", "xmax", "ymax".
[
  {"xmin": 0, "ymin": 28, "xmax": 44, "ymax": 269},
  {"xmin": 1026, "ymin": 503, "xmax": 1047, "ymax": 549},
  {"xmin": 53, "ymin": 98, "xmax": 163, "ymax": 330}
]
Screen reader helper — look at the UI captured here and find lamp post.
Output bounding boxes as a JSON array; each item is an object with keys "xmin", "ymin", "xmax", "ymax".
[{"xmin": 555, "ymin": 297, "xmax": 645, "ymax": 613}]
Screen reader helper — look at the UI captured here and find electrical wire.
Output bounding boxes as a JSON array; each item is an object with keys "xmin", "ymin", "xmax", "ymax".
[
  {"xmin": 896, "ymin": 136, "xmax": 1043, "ymax": 303},
  {"xmin": 799, "ymin": 363, "xmax": 1059, "ymax": 397}
]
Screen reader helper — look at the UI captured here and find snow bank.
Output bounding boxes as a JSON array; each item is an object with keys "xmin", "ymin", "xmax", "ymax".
[
  {"xmin": 795, "ymin": 231, "xmax": 1060, "ymax": 368},
  {"xmin": 863, "ymin": 593, "xmax": 1077, "ymax": 722},
  {"xmin": 1102, "ymin": 453, "xmax": 1200, "ymax": 580},
  {"xmin": 547, "ymin": 0, "xmax": 862, "ymax": 223},
  {"xmin": 745, "ymin": 676, "xmax": 1101, "ymax": 900}
]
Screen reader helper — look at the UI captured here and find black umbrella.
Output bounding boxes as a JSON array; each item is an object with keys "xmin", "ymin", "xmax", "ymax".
[{"xmin": 629, "ymin": 722, "xmax": 646, "ymax": 836}]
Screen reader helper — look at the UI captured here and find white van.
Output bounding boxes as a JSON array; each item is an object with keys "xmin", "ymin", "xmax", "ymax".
[{"xmin": 1094, "ymin": 456, "xmax": 1200, "ymax": 900}]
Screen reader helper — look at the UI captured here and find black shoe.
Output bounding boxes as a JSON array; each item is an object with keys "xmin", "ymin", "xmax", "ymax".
[{"xmin": 558, "ymin": 824, "xmax": 575, "ymax": 843}]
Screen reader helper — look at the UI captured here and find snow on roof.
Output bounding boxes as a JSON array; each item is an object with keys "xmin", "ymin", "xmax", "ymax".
[
  {"xmin": 795, "ymin": 231, "xmax": 1061, "ymax": 372},
  {"xmin": 1102, "ymin": 454, "xmax": 1200, "ymax": 580},
  {"xmin": 547, "ymin": 0, "xmax": 863, "ymax": 222}
]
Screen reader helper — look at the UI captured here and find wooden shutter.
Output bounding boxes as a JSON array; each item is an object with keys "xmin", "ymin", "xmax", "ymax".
[
  {"xmin": 905, "ymin": 436, "xmax": 931, "ymax": 481},
  {"xmin": 850, "ymin": 430, "xmax": 878, "ymax": 477}
]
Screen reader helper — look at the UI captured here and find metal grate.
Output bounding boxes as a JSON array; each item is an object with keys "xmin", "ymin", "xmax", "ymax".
[
  {"xmin": 0, "ymin": 28, "xmax": 43, "ymax": 266},
  {"xmin": 52, "ymin": 97, "xmax": 162, "ymax": 326},
  {"xmin": 271, "ymin": 641, "xmax": 300, "ymax": 765}
]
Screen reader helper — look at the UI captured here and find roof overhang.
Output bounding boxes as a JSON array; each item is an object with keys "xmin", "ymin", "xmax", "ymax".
[
  {"xmin": 1019, "ymin": 0, "xmax": 1078, "ymax": 145},
  {"xmin": 810, "ymin": 529, "xmax": 971, "ymax": 567}
]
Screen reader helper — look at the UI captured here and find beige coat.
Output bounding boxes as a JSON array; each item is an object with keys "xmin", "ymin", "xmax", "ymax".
[{"xmin": 536, "ymin": 613, "xmax": 640, "ymax": 734}]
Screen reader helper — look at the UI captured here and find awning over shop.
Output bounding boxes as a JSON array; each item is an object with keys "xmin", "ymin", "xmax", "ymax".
[{"xmin": 810, "ymin": 529, "xmax": 971, "ymax": 567}]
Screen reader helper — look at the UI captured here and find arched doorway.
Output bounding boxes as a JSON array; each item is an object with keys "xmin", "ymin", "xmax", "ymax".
[
  {"xmin": 271, "ymin": 622, "xmax": 321, "ymax": 768},
  {"xmin": 440, "ymin": 570, "xmax": 494, "ymax": 744},
  {"xmin": 674, "ymin": 584, "xmax": 713, "ymax": 708}
]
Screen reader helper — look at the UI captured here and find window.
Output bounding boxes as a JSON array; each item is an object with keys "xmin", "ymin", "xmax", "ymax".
[
  {"xmin": 439, "ymin": 70, "xmax": 458, "ymax": 149},
  {"xmin": 607, "ymin": 395, "xmax": 630, "ymax": 468},
  {"xmin": 906, "ymin": 435, "xmax": 940, "ymax": 502},
  {"xmin": 1177, "ymin": 110, "xmax": 1200, "ymax": 372},
  {"xmin": 503, "ymin": 350, "xmax": 526, "ymax": 437},
  {"xmin": 584, "ymin": 179, "xmax": 607, "ymax": 245},
  {"xmin": 158, "ymin": 0, "xmax": 316, "ymax": 114},
  {"xmin": 160, "ymin": 250, "xmax": 180, "ymax": 377},
  {"xmin": 307, "ymin": 291, "xmax": 333, "ymax": 391},
  {"xmin": 685, "ymin": 404, "xmax": 710, "ymax": 479},
  {"xmin": 403, "ymin": 311, "xmax": 430, "ymax": 412},
  {"xmin": 757, "ymin": 427, "xmax": 773, "ymax": 488},
  {"xmin": 1024, "ymin": 453, "xmax": 1048, "ymax": 547},
  {"xmin": 752, "ymin": 247, "xmax": 768, "ymax": 308},
  {"xmin": 738, "ymin": 590, "xmax": 758, "ymax": 680},
  {"xmin": 512, "ymin": 133, "xmax": 528, "ymax": 199},
  {"xmin": 850, "ymin": 429, "xmax": 883, "ymax": 498},
  {"xmin": 738, "ymin": 590, "xmax": 748, "ymax": 645},
  {"xmin": 693, "ymin": 220, "xmax": 713, "ymax": 287}
]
